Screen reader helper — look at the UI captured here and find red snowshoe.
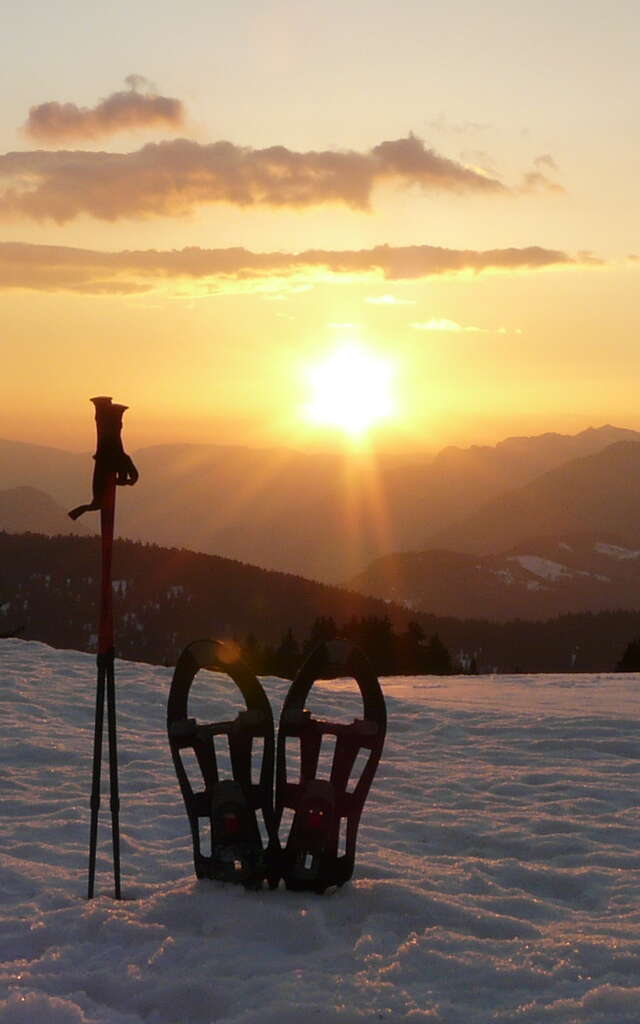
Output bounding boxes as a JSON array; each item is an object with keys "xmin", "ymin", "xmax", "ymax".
[{"xmin": 275, "ymin": 640, "xmax": 386, "ymax": 893}]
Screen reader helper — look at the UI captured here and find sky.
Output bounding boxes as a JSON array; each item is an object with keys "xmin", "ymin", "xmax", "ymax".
[{"xmin": 1, "ymin": 0, "xmax": 639, "ymax": 453}]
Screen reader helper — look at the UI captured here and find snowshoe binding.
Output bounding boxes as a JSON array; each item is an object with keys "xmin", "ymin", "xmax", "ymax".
[
  {"xmin": 275, "ymin": 640, "xmax": 386, "ymax": 893},
  {"xmin": 167, "ymin": 639, "xmax": 279, "ymax": 889}
]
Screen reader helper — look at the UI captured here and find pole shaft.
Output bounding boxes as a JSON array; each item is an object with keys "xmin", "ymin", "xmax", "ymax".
[
  {"xmin": 87, "ymin": 662, "xmax": 106, "ymax": 899},
  {"xmin": 88, "ymin": 473, "xmax": 120, "ymax": 898},
  {"xmin": 106, "ymin": 655, "xmax": 121, "ymax": 899}
]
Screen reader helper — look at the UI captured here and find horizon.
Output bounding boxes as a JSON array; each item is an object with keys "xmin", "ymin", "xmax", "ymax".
[
  {"xmin": 2, "ymin": 419, "xmax": 639, "ymax": 458},
  {"xmin": 2, "ymin": 2, "xmax": 639, "ymax": 454}
]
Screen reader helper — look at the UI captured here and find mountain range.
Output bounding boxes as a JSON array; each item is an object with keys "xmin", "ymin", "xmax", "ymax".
[
  {"xmin": 1, "ymin": 426, "xmax": 639, "ymax": 592},
  {"xmin": 426, "ymin": 440, "xmax": 640, "ymax": 553}
]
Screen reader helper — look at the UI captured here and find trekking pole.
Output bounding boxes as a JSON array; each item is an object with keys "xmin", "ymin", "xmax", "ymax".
[{"xmin": 69, "ymin": 397, "xmax": 138, "ymax": 899}]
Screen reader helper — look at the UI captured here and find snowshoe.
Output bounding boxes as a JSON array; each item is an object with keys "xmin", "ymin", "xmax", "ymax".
[
  {"xmin": 275, "ymin": 639, "xmax": 386, "ymax": 893},
  {"xmin": 167, "ymin": 639, "xmax": 279, "ymax": 888}
]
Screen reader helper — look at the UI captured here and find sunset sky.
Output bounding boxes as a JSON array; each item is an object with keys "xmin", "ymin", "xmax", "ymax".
[{"xmin": 2, "ymin": 1, "xmax": 638, "ymax": 453}]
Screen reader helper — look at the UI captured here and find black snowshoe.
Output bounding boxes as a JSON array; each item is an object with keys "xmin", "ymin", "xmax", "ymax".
[
  {"xmin": 275, "ymin": 639, "xmax": 387, "ymax": 893},
  {"xmin": 167, "ymin": 640, "xmax": 279, "ymax": 888}
]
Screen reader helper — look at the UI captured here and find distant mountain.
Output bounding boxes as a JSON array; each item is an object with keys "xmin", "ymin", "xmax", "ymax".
[
  {"xmin": 349, "ymin": 532, "xmax": 640, "ymax": 621},
  {"xmin": 1, "ymin": 425, "xmax": 638, "ymax": 581},
  {"xmin": 427, "ymin": 441, "xmax": 640, "ymax": 554},
  {"xmin": 0, "ymin": 438, "xmax": 86, "ymax": 504},
  {"xmin": 0, "ymin": 487, "xmax": 89, "ymax": 536}
]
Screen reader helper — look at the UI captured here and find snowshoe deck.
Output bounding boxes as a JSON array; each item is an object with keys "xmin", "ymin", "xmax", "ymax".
[
  {"xmin": 167, "ymin": 639, "xmax": 279, "ymax": 888},
  {"xmin": 275, "ymin": 640, "xmax": 386, "ymax": 892}
]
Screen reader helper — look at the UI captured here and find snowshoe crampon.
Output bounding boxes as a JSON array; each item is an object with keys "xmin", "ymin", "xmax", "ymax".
[
  {"xmin": 167, "ymin": 639, "xmax": 279, "ymax": 888},
  {"xmin": 275, "ymin": 640, "xmax": 386, "ymax": 893}
]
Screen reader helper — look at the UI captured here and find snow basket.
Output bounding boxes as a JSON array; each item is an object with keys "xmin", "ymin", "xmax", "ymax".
[
  {"xmin": 167, "ymin": 639, "xmax": 280, "ymax": 889},
  {"xmin": 275, "ymin": 639, "xmax": 387, "ymax": 893}
]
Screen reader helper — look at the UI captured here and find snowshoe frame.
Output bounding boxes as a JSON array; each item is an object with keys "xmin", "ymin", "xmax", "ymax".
[
  {"xmin": 167, "ymin": 639, "xmax": 279, "ymax": 888},
  {"xmin": 275, "ymin": 639, "xmax": 386, "ymax": 892}
]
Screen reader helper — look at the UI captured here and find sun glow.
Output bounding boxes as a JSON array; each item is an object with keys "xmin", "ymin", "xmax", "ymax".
[{"xmin": 305, "ymin": 344, "xmax": 395, "ymax": 438}]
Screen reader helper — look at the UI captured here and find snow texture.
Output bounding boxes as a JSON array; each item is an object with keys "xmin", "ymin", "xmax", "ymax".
[{"xmin": 2, "ymin": 638, "xmax": 640, "ymax": 1023}]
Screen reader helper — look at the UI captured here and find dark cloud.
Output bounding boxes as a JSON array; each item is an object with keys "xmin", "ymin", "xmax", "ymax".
[
  {"xmin": 0, "ymin": 241, "xmax": 597, "ymax": 294},
  {"xmin": 0, "ymin": 134, "xmax": 507, "ymax": 222},
  {"xmin": 370, "ymin": 135, "xmax": 502, "ymax": 192},
  {"xmin": 24, "ymin": 78, "xmax": 184, "ymax": 143}
]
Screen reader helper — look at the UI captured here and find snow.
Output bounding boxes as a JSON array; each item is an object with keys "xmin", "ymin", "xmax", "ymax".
[
  {"xmin": 2, "ymin": 639, "xmax": 640, "ymax": 1023},
  {"xmin": 488, "ymin": 569, "xmax": 515, "ymax": 584},
  {"xmin": 508, "ymin": 557, "xmax": 611, "ymax": 586},
  {"xmin": 509, "ymin": 556, "xmax": 572, "ymax": 581},
  {"xmin": 594, "ymin": 543, "xmax": 640, "ymax": 561}
]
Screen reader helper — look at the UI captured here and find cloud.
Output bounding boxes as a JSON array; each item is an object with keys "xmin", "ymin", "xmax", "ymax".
[
  {"xmin": 410, "ymin": 318, "xmax": 488, "ymax": 332},
  {"xmin": 534, "ymin": 153, "xmax": 559, "ymax": 171},
  {"xmin": 520, "ymin": 170, "xmax": 565, "ymax": 194},
  {"xmin": 365, "ymin": 294, "xmax": 417, "ymax": 305},
  {"xmin": 24, "ymin": 77, "xmax": 185, "ymax": 143},
  {"xmin": 0, "ymin": 134, "xmax": 509, "ymax": 222},
  {"xmin": 520, "ymin": 154, "xmax": 564, "ymax": 194},
  {"xmin": 0, "ymin": 240, "xmax": 599, "ymax": 295},
  {"xmin": 410, "ymin": 318, "xmax": 522, "ymax": 334}
]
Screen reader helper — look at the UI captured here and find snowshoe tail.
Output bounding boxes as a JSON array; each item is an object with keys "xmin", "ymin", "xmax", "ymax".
[
  {"xmin": 275, "ymin": 640, "xmax": 386, "ymax": 893},
  {"xmin": 167, "ymin": 639, "xmax": 279, "ymax": 888}
]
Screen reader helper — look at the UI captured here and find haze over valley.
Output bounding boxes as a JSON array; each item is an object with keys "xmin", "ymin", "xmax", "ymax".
[{"xmin": 4, "ymin": 424, "xmax": 640, "ymax": 624}]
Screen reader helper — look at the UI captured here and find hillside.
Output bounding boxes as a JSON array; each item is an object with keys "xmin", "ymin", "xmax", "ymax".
[
  {"xmin": 0, "ymin": 485, "xmax": 89, "ymax": 536},
  {"xmin": 0, "ymin": 530, "xmax": 430, "ymax": 667},
  {"xmin": 427, "ymin": 441, "xmax": 640, "ymax": 554},
  {"xmin": 349, "ymin": 533, "xmax": 640, "ymax": 620}
]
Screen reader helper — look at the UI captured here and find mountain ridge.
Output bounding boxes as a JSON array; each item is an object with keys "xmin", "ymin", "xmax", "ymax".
[
  {"xmin": 0, "ymin": 486, "xmax": 89, "ymax": 536},
  {"xmin": 348, "ymin": 529, "xmax": 640, "ymax": 621},
  {"xmin": 1, "ymin": 425, "xmax": 639, "ymax": 582}
]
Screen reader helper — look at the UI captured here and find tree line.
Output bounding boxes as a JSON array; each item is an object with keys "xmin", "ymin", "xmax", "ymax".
[{"xmin": 241, "ymin": 616, "xmax": 465, "ymax": 679}]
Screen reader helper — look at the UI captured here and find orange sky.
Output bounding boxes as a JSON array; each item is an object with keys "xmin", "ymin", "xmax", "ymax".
[{"xmin": 1, "ymin": 1, "xmax": 638, "ymax": 453}]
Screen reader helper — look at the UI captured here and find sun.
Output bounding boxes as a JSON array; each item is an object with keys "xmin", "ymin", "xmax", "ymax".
[{"xmin": 305, "ymin": 344, "xmax": 395, "ymax": 438}]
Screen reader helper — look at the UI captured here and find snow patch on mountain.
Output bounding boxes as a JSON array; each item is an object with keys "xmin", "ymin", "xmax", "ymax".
[
  {"xmin": 594, "ymin": 542, "xmax": 640, "ymax": 560},
  {"xmin": 489, "ymin": 568, "xmax": 516, "ymax": 584},
  {"xmin": 509, "ymin": 555, "xmax": 573, "ymax": 580}
]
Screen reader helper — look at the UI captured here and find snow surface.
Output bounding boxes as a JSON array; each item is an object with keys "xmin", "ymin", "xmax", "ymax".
[{"xmin": 2, "ymin": 639, "xmax": 640, "ymax": 1023}]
